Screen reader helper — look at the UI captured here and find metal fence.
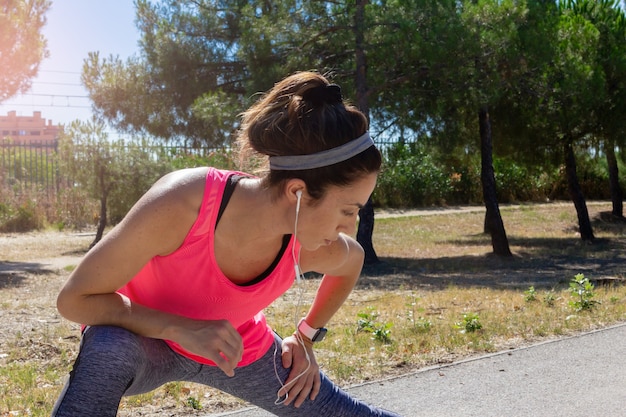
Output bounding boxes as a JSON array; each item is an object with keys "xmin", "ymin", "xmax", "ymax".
[
  {"xmin": 0, "ymin": 137, "xmax": 395, "ymax": 197},
  {"xmin": 0, "ymin": 140, "xmax": 223, "ymax": 196},
  {"xmin": 0, "ymin": 140, "xmax": 59, "ymax": 194}
]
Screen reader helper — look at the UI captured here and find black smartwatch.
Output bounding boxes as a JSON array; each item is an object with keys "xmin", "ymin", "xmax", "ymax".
[{"xmin": 298, "ymin": 318, "xmax": 328, "ymax": 343}]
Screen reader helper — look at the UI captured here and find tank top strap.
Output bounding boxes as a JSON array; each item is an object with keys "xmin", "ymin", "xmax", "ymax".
[{"xmin": 184, "ymin": 168, "xmax": 246, "ymax": 240}]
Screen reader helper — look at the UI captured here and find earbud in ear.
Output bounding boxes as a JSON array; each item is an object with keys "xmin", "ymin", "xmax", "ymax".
[{"xmin": 295, "ymin": 190, "xmax": 302, "ymax": 215}]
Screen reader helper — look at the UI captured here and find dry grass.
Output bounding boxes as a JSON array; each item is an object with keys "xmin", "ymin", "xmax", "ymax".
[{"xmin": 1, "ymin": 201, "xmax": 625, "ymax": 416}]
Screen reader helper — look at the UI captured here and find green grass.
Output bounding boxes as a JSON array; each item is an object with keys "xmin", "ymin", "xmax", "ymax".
[{"xmin": 0, "ymin": 362, "xmax": 62, "ymax": 416}]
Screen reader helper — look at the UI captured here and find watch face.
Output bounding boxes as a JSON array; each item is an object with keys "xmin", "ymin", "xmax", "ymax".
[{"xmin": 312, "ymin": 328, "xmax": 328, "ymax": 342}]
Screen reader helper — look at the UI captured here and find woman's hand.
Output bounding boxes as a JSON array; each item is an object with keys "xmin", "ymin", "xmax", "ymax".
[
  {"xmin": 170, "ymin": 318, "xmax": 244, "ymax": 377},
  {"xmin": 279, "ymin": 334, "xmax": 321, "ymax": 407}
]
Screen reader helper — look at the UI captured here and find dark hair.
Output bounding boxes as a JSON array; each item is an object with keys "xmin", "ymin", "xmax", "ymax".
[{"xmin": 237, "ymin": 72, "xmax": 381, "ymax": 201}]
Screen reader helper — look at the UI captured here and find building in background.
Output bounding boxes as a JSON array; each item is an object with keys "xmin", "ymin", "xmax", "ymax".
[{"xmin": 0, "ymin": 111, "xmax": 62, "ymax": 144}]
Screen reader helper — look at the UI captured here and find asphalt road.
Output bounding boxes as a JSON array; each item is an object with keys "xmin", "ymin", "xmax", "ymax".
[{"xmin": 207, "ymin": 322, "xmax": 626, "ymax": 417}]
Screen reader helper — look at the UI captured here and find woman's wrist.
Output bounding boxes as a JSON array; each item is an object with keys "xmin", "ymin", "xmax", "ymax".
[{"xmin": 294, "ymin": 330, "xmax": 315, "ymax": 347}]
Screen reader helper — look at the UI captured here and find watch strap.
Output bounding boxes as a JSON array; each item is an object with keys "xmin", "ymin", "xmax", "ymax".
[{"xmin": 298, "ymin": 319, "xmax": 327, "ymax": 342}]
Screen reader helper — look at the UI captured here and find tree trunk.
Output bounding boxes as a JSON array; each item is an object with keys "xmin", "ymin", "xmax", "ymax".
[
  {"xmin": 564, "ymin": 140, "xmax": 595, "ymax": 241},
  {"xmin": 91, "ymin": 166, "xmax": 109, "ymax": 249},
  {"xmin": 354, "ymin": 0, "xmax": 379, "ymax": 264},
  {"xmin": 479, "ymin": 106, "xmax": 512, "ymax": 257},
  {"xmin": 91, "ymin": 194, "xmax": 108, "ymax": 249},
  {"xmin": 605, "ymin": 138, "xmax": 624, "ymax": 218},
  {"xmin": 357, "ymin": 198, "xmax": 379, "ymax": 264}
]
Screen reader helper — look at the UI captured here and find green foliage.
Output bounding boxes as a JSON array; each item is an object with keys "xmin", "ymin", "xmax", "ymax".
[
  {"xmin": 107, "ymin": 139, "xmax": 173, "ymax": 224},
  {"xmin": 374, "ymin": 142, "xmax": 454, "ymax": 208},
  {"xmin": 83, "ymin": 0, "xmax": 282, "ymax": 144},
  {"xmin": 549, "ymin": 151, "xmax": 616, "ymax": 200},
  {"xmin": 106, "ymin": 145, "xmax": 236, "ymax": 223},
  {"xmin": 57, "ymin": 120, "xmax": 172, "ymax": 231},
  {"xmin": 357, "ymin": 308, "xmax": 393, "ymax": 344},
  {"xmin": 166, "ymin": 147, "xmax": 237, "ymax": 171},
  {"xmin": 0, "ymin": 176, "xmax": 46, "ymax": 232},
  {"xmin": 406, "ymin": 297, "xmax": 432, "ymax": 333},
  {"xmin": 0, "ymin": 199, "xmax": 43, "ymax": 232},
  {"xmin": 493, "ymin": 158, "xmax": 554, "ymax": 203},
  {"xmin": 53, "ymin": 183, "xmax": 99, "ymax": 230},
  {"xmin": 372, "ymin": 323, "xmax": 393, "ymax": 344},
  {"xmin": 0, "ymin": 134, "xmax": 238, "ymax": 231},
  {"xmin": 3, "ymin": 0, "xmax": 626, "ymax": 230},
  {"xmin": 543, "ymin": 291, "xmax": 557, "ymax": 307},
  {"xmin": 524, "ymin": 286, "xmax": 559, "ymax": 306},
  {"xmin": 456, "ymin": 312, "xmax": 483, "ymax": 333},
  {"xmin": 0, "ymin": 361, "xmax": 60, "ymax": 416},
  {"xmin": 374, "ymin": 144, "xmax": 562, "ymax": 208},
  {"xmin": 524, "ymin": 286, "xmax": 537, "ymax": 302},
  {"xmin": 186, "ymin": 396, "xmax": 202, "ymax": 410},
  {"xmin": 569, "ymin": 273, "xmax": 600, "ymax": 312},
  {"xmin": 357, "ymin": 308, "xmax": 378, "ymax": 332},
  {"xmin": 0, "ymin": 141, "xmax": 57, "ymax": 189},
  {"xmin": 570, "ymin": 153, "xmax": 611, "ymax": 198}
]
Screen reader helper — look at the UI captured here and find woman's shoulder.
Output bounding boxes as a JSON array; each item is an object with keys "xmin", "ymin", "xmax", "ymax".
[
  {"xmin": 109, "ymin": 168, "xmax": 212, "ymax": 256},
  {"xmin": 154, "ymin": 167, "xmax": 210, "ymax": 190},
  {"xmin": 155, "ymin": 167, "xmax": 245, "ymax": 193},
  {"xmin": 144, "ymin": 166, "xmax": 247, "ymax": 222},
  {"xmin": 122, "ymin": 167, "xmax": 210, "ymax": 227}
]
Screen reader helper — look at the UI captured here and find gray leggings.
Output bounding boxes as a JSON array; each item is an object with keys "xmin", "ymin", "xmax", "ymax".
[{"xmin": 51, "ymin": 326, "xmax": 401, "ymax": 416}]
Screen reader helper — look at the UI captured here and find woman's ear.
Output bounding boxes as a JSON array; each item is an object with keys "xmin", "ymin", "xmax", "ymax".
[{"xmin": 284, "ymin": 179, "xmax": 307, "ymax": 204}]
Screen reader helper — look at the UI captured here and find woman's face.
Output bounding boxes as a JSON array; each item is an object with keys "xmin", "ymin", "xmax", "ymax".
[{"xmin": 296, "ymin": 173, "xmax": 378, "ymax": 251}]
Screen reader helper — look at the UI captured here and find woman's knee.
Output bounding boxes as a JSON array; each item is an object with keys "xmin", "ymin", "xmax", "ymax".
[
  {"xmin": 72, "ymin": 326, "xmax": 143, "ymax": 380},
  {"xmin": 51, "ymin": 326, "xmax": 144, "ymax": 416}
]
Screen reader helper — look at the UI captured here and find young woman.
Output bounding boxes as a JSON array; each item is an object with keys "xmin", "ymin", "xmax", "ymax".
[{"xmin": 52, "ymin": 72, "xmax": 401, "ymax": 416}]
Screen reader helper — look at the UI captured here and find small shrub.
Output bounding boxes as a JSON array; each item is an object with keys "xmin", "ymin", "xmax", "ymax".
[
  {"xmin": 543, "ymin": 291, "xmax": 556, "ymax": 307},
  {"xmin": 524, "ymin": 286, "xmax": 537, "ymax": 302},
  {"xmin": 357, "ymin": 308, "xmax": 393, "ymax": 344},
  {"xmin": 357, "ymin": 308, "xmax": 379, "ymax": 333},
  {"xmin": 187, "ymin": 396, "xmax": 202, "ymax": 410},
  {"xmin": 406, "ymin": 298, "xmax": 432, "ymax": 333},
  {"xmin": 372, "ymin": 323, "xmax": 393, "ymax": 344},
  {"xmin": 569, "ymin": 273, "xmax": 600, "ymax": 312},
  {"xmin": 374, "ymin": 142, "xmax": 453, "ymax": 207},
  {"xmin": 0, "ymin": 200, "xmax": 44, "ymax": 232},
  {"xmin": 456, "ymin": 313, "xmax": 483, "ymax": 333},
  {"xmin": 411, "ymin": 317, "xmax": 432, "ymax": 333},
  {"xmin": 493, "ymin": 158, "xmax": 551, "ymax": 202}
]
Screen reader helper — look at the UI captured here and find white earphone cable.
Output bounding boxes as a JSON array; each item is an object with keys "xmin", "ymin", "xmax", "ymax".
[{"xmin": 273, "ymin": 190, "xmax": 312, "ymax": 405}]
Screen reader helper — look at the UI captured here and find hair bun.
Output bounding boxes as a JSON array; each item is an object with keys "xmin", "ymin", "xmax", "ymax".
[{"xmin": 302, "ymin": 84, "xmax": 343, "ymax": 106}]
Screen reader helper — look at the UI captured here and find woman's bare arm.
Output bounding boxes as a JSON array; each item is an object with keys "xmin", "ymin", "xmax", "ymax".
[{"xmin": 56, "ymin": 167, "xmax": 243, "ymax": 375}]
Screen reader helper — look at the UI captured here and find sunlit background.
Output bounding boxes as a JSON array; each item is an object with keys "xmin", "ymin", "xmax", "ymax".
[{"xmin": 0, "ymin": 0, "xmax": 139, "ymax": 129}]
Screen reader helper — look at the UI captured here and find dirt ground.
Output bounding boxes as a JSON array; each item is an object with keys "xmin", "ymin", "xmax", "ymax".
[
  {"xmin": 0, "ymin": 231, "xmax": 89, "ymax": 351},
  {"xmin": 1, "ymin": 204, "xmax": 624, "ymax": 416}
]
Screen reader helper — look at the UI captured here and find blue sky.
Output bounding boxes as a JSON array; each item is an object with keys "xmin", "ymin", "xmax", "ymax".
[{"xmin": 0, "ymin": 0, "xmax": 140, "ymax": 126}]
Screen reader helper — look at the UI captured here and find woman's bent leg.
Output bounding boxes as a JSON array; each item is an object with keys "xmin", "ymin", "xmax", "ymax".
[
  {"xmin": 188, "ymin": 334, "xmax": 402, "ymax": 417},
  {"xmin": 51, "ymin": 326, "xmax": 199, "ymax": 417},
  {"xmin": 53, "ymin": 328, "xmax": 401, "ymax": 416}
]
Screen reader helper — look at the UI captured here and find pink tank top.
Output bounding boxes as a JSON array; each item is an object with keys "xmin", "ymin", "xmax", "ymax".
[{"xmin": 118, "ymin": 168, "xmax": 299, "ymax": 366}]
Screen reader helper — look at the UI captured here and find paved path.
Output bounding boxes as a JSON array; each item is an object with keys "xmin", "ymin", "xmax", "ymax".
[
  {"xmin": 374, "ymin": 200, "xmax": 610, "ymax": 219},
  {"xmin": 207, "ymin": 322, "xmax": 626, "ymax": 416}
]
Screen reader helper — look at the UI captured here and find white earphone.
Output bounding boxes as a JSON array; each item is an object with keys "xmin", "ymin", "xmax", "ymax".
[
  {"xmin": 293, "ymin": 189, "xmax": 303, "ymax": 281},
  {"xmin": 295, "ymin": 189, "xmax": 302, "ymax": 214}
]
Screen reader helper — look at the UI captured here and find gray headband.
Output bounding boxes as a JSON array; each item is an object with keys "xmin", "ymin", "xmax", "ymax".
[{"xmin": 269, "ymin": 132, "xmax": 375, "ymax": 171}]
